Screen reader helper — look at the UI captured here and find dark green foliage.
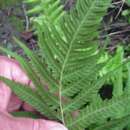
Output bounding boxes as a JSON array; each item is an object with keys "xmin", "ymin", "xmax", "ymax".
[
  {"xmin": 0, "ymin": 0, "xmax": 20, "ymax": 8},
  {"xmin": 1, "ymin": 0, "xmax": 130, "ymax": 130},
  {"xmin": 11, "ymin": 111, "xmax": 41, "ymax": 119},
  {"xmin": 93, "ymin": 114, "xmax": 130, "ymax": 130}
]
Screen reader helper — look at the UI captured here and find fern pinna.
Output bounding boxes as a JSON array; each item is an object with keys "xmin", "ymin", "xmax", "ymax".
[{"xmin": 1, "ymin": 0, "xmax": 130, "ymax": 130}]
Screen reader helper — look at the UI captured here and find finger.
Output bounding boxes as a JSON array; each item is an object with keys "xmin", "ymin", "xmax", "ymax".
[
  {"xmin": 0, "ymin": 82, "xmax": 11, "ymax": 110},
  {"xmin": 0, "ymin": 56, "xmax": 13, "ymax": 110},
  {"xmin": 37, "ymin": 119, "xmax": 68, "ymax": 130},
  {"xmin": 0, "ymin": 56, "xmax": 30, "ymax": 111},
  {"xmin": 7, "ymin": 94, "xmax": 22, "ymax": 112}
]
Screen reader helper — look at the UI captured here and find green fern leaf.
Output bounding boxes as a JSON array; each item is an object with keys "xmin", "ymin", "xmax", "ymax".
[
  {"xmin": 34, "ymin": 0, "xmax": 111, "ymax": 124},
  {"xmin": 67, "ymin": 94, "xmax": 130, "ymax": 129},
  {"xmin": 12, "ymin": 111, "xmax": 41, "ymax": 119},
  {"xmin": 94, "ymin": 115, "xmax": 130, "ymax": 130},
  {"xmin": 26, "ymin": 0, "xmax": 65, "ymax": 24},
  {"xmin": 0, "ymin": 77, "xmax": 58, "ymax": 120}
]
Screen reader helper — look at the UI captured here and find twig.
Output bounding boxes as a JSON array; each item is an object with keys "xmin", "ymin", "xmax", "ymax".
[
  {"xmin": 22, "ymin": 3, "xmax": 29, "ymax": 31},
  {"xmin": 112, "ymin": 1, "xmax": 124, "ymax": 5},
  {"xmin": 115, "ymin": 0, "xmax": 126, "ymax": 19},
  {"xmin": 100, "ymin": 29, "xmax": 130, "ymax": 39}
]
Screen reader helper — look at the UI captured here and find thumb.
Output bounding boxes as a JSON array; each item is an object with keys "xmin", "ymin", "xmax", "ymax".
[
  {"xmin": 0, "ymin": 110, "xmax": 68, "ymax": 130},
  {"xmin": 37, "ymin": 120, "xmax": 68, "ymax": 130}
]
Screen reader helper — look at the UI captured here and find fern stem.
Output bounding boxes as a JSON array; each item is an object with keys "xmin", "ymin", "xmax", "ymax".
[{"xmin": 59, "ymin": 82, "xmax": 66, "ymax": 125}]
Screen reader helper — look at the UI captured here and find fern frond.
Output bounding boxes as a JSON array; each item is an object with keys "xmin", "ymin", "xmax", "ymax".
[
  {"xmin": 34, "ymin": 0, "xmax": 112, "ymax": 124},
  {"xmin": 0, "ymin": 77, "xmax": 58, "ymax": 120},
  {"xmin": 37, "ymin": 0, "xmax": 111, "ymax": 89},
  {"xmin": 9, "ymin": 0, "xmax": 111, "ymax": 124},
  {"xmin": 67, "ymin": 94, "xmax": 130, "ymax": 129},
  {"xmin": 26, "ymin": 0, "xmax": 65, "ymax": 24},
  {"xmin": 94, "ymin": 115, "xmax": 130, "ymax": 130},
  {"xmin": 36, "ymin": 0, "xmax": 111, "ymax": 94}
]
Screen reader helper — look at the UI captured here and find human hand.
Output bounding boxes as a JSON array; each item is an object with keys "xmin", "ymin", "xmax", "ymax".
[{"xmin": 0, "ymin": 56, "xmax": 68, "ymax": 130}]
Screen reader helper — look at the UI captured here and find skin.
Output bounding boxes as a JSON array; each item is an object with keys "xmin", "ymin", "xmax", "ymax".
[{"xmin": 0, "ymin": 56, "xmax": 68, "ymax": 130}]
